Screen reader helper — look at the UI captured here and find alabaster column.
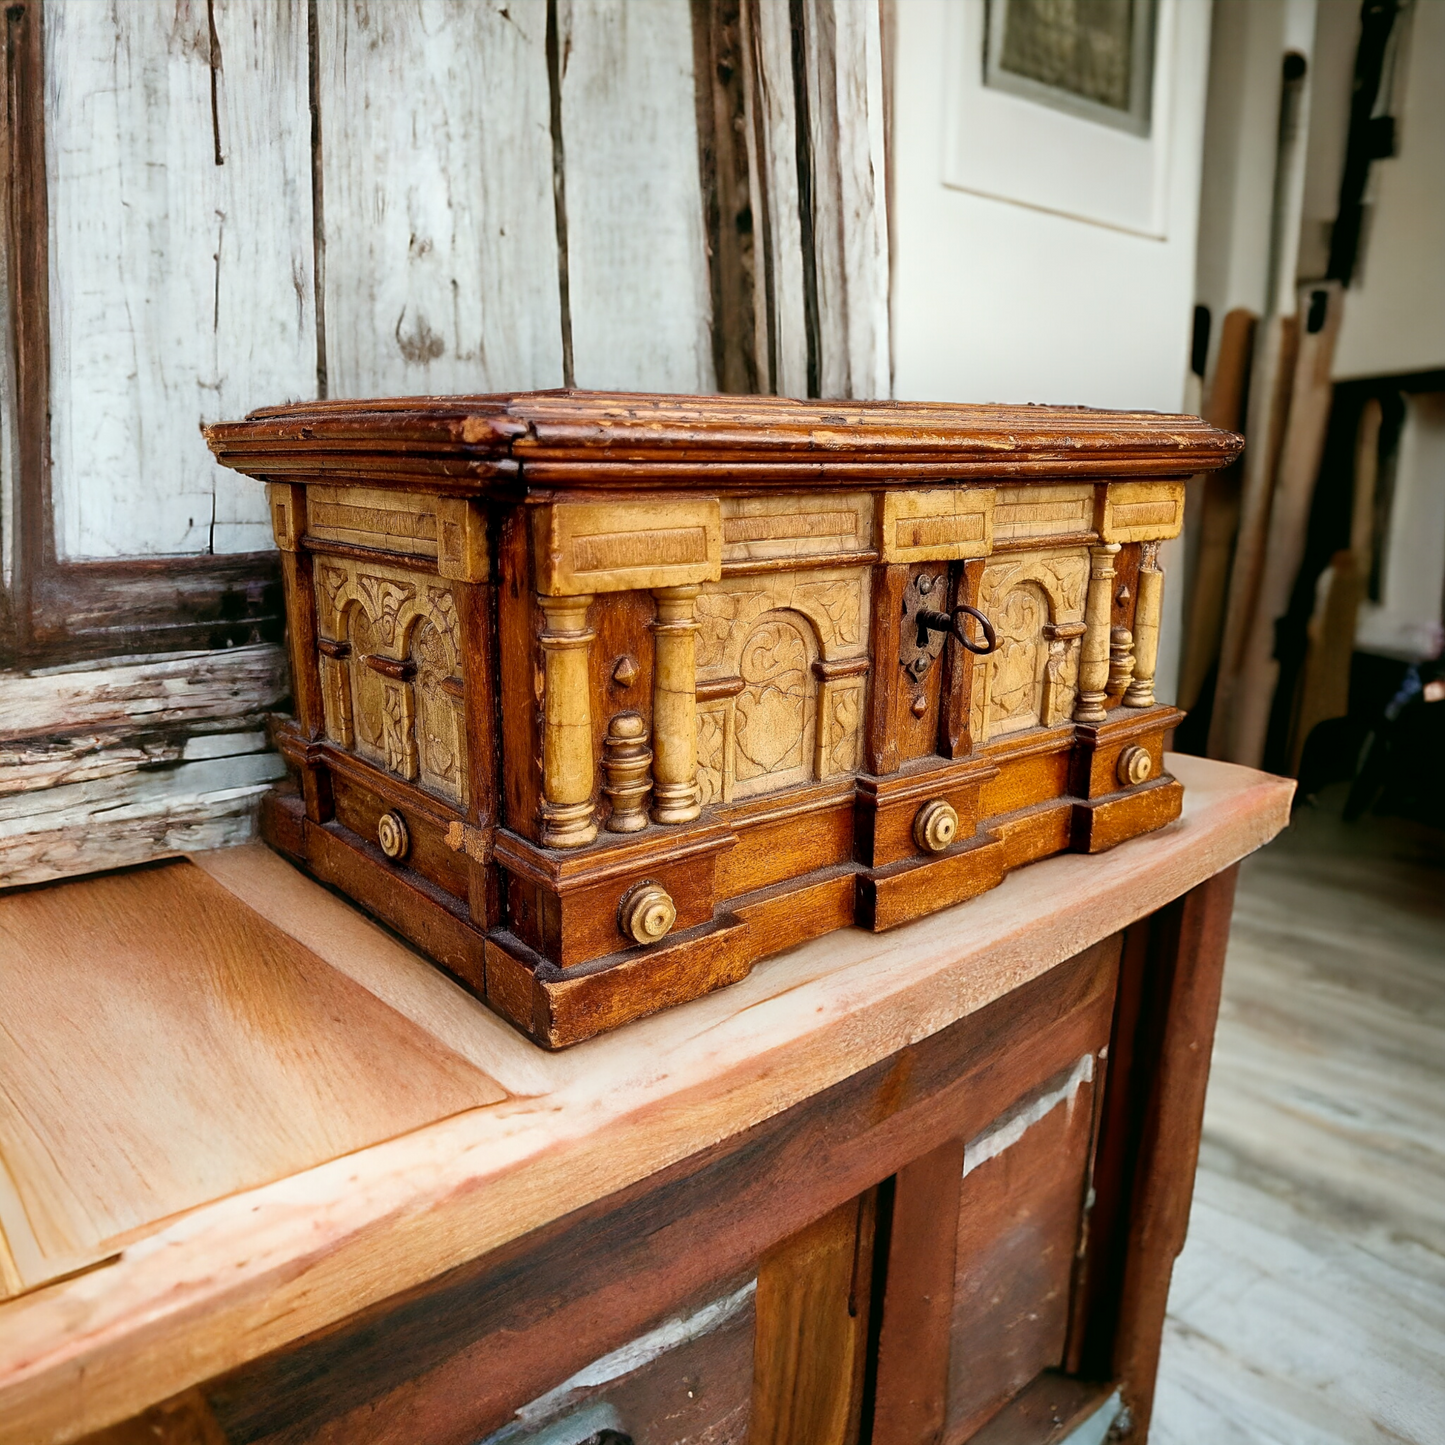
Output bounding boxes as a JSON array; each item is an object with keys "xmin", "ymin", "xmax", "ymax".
[
  {"xmin": 1125, "ymin": 541, "xmax": 1163, "ymax": 707},
  {"xmin": 1074, "ymin": 542, "xmax": 1121, "ymax": 724},
  {"xmin": 538, "ymin": 593, "xmax": 598, "ymax": 848},
  {"xmin": 650, "ymin": 585, "xmax": 702, "ymax": 824}
]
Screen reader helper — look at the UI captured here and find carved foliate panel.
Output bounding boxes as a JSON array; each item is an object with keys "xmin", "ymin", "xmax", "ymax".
[
  {"xmin": 693, "ymin": 568, "xmax": 869, "ymax": 803},
  {"xmin": 971, "ymin": 548, "xmax": 1089, "ymax": 745},
  {"xmin": 695, "ymin": 702, "xmax": 730, "ymax": 807},
  {"xmin": 818, "ymin": 679, "xmax": 866, "ymax": 778},
  {"xmin": 695, "ymin": 568, "xmax": 869, "ymax": 677},
  {"xmin": 412, "ymin": 588, "xmax": 465, "ymax": 805},
  {"xmin": 733, "ymin": 614, "xmax": 816, "ymax": 798},
  {"xmin": 313, "ymin": 559, "xmax": 467, "ymax": 806}
]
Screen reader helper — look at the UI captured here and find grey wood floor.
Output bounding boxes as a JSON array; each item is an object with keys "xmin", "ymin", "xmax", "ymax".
[{"xmin": 1152, "ymin": 790, "xmax": 1445, "ymax": 1444}]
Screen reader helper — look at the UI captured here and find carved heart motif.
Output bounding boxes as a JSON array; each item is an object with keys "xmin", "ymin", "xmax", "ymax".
[{"xmin": 736, "ymin": 684, "xmax": 805, "ymax": 776}]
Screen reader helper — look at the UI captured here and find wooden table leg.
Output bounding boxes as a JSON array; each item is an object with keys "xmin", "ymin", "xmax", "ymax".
[{"xmin": 1072, "ymin": 864, "xmax": 1240, "ymax": 1438}]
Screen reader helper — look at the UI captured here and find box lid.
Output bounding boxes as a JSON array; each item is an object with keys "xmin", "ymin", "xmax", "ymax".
[{"xmin": 204, "ymin": 389, "xmax": 1242, "ymax": 495}]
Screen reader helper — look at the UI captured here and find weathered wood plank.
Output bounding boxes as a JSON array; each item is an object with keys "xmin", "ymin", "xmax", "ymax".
[
  {"xmin": 558, "ymin": 0, "xmax": 715, "ymax": 393},
  {"xmin": 0, "ymin": 728, "xmax": 266, "ymax": 798},
  {"xmin": 0, "ymin": 644, "xmax": 286, "ymax": 740},
  {"xmin": 743, "ymin": 0, "xmax": 811, "ymax": 397},
  {"xmin": 0, "ymin": 751, "xmax": 284, "ymax": 887},
  {"xmin": 44, "ymin": 0, "xmax": 315, "ymax": 559},
  {"xmin": 0, "ymin": 644, "xmax": 288, "ymax": 882},
  {"xmin": 315, "ymin": 0, "xmax": 562, "ymax": 399},
  {"xmin": 803, "ymin": 0, "xmax": 890, "ymax": 400}
]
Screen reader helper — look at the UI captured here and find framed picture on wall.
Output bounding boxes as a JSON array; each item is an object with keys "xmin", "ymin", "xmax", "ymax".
[
  {"xmin": 943, "ymin": 0, "xmax": 1180, "ymax": 237},
  {"xmin": 983, "ymin": 0, "xmax": 1157, "ymax": 137}
]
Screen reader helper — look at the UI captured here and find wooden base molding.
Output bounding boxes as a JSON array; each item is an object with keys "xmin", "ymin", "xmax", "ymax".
[{"xmin": 265, "ymin": 705, "xmax": 1185, "ymax": 1047}]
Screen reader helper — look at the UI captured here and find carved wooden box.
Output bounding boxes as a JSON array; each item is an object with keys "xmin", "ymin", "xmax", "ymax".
[{"xmin": 207, "ymin": 393, "xmax": 1239, "ymax": 1047}]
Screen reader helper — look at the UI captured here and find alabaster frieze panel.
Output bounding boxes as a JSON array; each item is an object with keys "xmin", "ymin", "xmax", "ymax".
[
  {"xmin": 720, "ymin": 492, "xmax": 875, "ymax": 566},
  {"xmin": 694, "ymin": 565, "xmax": 870, "ymax": 804},
  {"xmin": 991, "ymin": 482, "xmax": 1094, "ymax": 543},
  {"xmin": 314, "ymin": 558, "xmax": 467, "ymax": 807},
  {"xmin": 971, "ymin": 547, "xmax": 1089, "ymax": 745}
]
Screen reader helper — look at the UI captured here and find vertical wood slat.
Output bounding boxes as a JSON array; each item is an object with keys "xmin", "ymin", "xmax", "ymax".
[
  {"xmin": 751, "ymin": 1190, "xmax": 878, "ymax": 1445},
  {"xmin": 869, "ymin": 1138, "xmax": 964, "ymax": 1445},
  {"xmin": 44, "ymin": 0, "xmax": 315, "ymax": 560},
  {"xmin": 742, "ymin": 0, "xmax": 810, "ymax": 397},
  {"xmin": 801, "ymin": 0, "xmax": 890, "ymax": 401},
  {"xmin": 3, "ymin": 0, "xmax": 48, "ymax": 649},
  {"xmin": 315, "ymin": 0, "xmax": 562, "ymax": 400},
  {"xmin": 559, "ymin": 0, "xmax": 715, "ymax": 393},
  {"xmin": 739, "ymin": 0, "xmax": 890, "ymax": 400},
  {"xmin": 689, "ymin": 0, "xmax": 759, "ymax": 395},
  {"xmin": 1073, "ymin": 867, "xmax": 1242, "ymax": 1438}
]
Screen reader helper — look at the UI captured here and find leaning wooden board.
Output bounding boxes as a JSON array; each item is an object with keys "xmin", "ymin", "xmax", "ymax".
[
  {"xmin": 204, "ymin": 392, "xmax": 1241, "ymax": 1045},
  {"xmin": 0, "ymin": 754, "xmax": 1291, "ymax": 1444}
]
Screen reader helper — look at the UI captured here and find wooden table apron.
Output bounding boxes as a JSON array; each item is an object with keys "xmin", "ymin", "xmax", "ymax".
[{"xmin": 0, "ymin": 756, "xmax": 1292, "ymax": 1445}]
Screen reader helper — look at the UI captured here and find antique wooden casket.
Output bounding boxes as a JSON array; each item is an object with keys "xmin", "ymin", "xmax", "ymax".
[{"xmin": 206, "ymin": 393, "xmax": 1240, "ymax": 1047}]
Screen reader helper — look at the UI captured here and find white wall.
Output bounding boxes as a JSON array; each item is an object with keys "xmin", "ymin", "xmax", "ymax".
[
  {"xmin": 889, "ymin": 0, "xmax": 1214, "ymax": 699},
  {"xmin": 1356, "ymin": 392, "xmax": 1445, "ymax": 662},
  {"xmin": 1334, "ymin": 0, "xmax": 1445, "ymax": 380}
]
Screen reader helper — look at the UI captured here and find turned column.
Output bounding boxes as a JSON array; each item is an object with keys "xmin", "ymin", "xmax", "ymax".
[
  {"xmin": 651, "ymin": 585, "xmax": 702, "ymax": 824},
  {"xmin": 538, "ymin": 593, "xmax": 598, "ymax": 848},
  {"xmin": 1075, "ymin": 542, "xmax": 1121, "ymax": 724},
  {"xmin": 1125, "ymin": 542, "xmax": 1163, "ymax": 707}
]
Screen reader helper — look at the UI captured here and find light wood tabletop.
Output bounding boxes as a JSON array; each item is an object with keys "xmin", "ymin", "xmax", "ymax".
[{"xmin": 0, "ymin": 753, "xmax": 1292, "ymax": 1444}]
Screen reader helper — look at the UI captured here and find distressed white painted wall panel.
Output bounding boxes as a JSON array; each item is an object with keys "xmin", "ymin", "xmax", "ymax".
[
  {"xmin": 45, "ymin": 0, "xmax": 315, "ymax": 559},
  {"xmin": 316, "ymin": 0, "xmax": 562, "ymax": 399},
  {"xmin": 745, "ymin": 0, "xmax": 810, "ymax": 398},
  {"xmin": 810, "ymin": 0, "xmax": 890, "ymax": 400},
  {"xmin": 559, "ymin": 0, "xmax": 714, "ymax": 393}
]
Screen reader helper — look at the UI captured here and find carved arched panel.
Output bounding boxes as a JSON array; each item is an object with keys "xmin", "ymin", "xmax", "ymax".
[
  {"xmin": 410, "ymin": 588, "xmax": 466, "ymax": 806},
  {"xmin": 971, "ymin": 547, "xmax": 1089, "ymax": 744},
  {"xmin": 987, "ymin": 582, "xmax": 1050, "ymax": 736},
  {"xmin": 347, "ymin": 606, "xmax": 390, "ymax": 772},
  {"xmin": 732, "ymin": 611, "xmax": 817, "ymax": 799}
]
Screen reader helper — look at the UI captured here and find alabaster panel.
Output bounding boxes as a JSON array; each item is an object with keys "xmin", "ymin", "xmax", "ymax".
[
  {"xmin": 971, "ymin": 547, "xmax": 1089, "ymax": 745},
  {"xmin": 720, "ymin": 492, "xmax": 874, "ymax": 565},
  {"xmin": 314, "ymin": 558, "xmax": 466, "ymax": 807},
  {"xmin": 991, "ymin": 483, "xmax": 1094, "ymax": 542},
  {"xmin": 694, "ymin": 566, "xmax": 871, "ymax": 804}
]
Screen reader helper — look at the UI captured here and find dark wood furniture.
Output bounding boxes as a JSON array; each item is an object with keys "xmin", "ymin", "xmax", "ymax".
[
  {"xmin": 205, "ymin": 393, "xmax": 1241, "ymax": 1045},
  {"xmin": 0, "ymin": 754, "xmax": 1291, "ymax": 1445}
]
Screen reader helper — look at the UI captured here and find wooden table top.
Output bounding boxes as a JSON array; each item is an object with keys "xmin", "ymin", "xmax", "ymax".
[{"xmin": 0, "ymin": 754, "xmax": 1292, "ymax": 1444}]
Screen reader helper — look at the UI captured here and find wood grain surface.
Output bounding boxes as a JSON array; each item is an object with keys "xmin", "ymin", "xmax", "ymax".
[
  {"xmin": 0, "ymin": 754, "xmax": 1289, "ymax": 1442},
  {"xmin": 0, "ymin": 860, "xmax": 502, "ymax": 1291}
]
